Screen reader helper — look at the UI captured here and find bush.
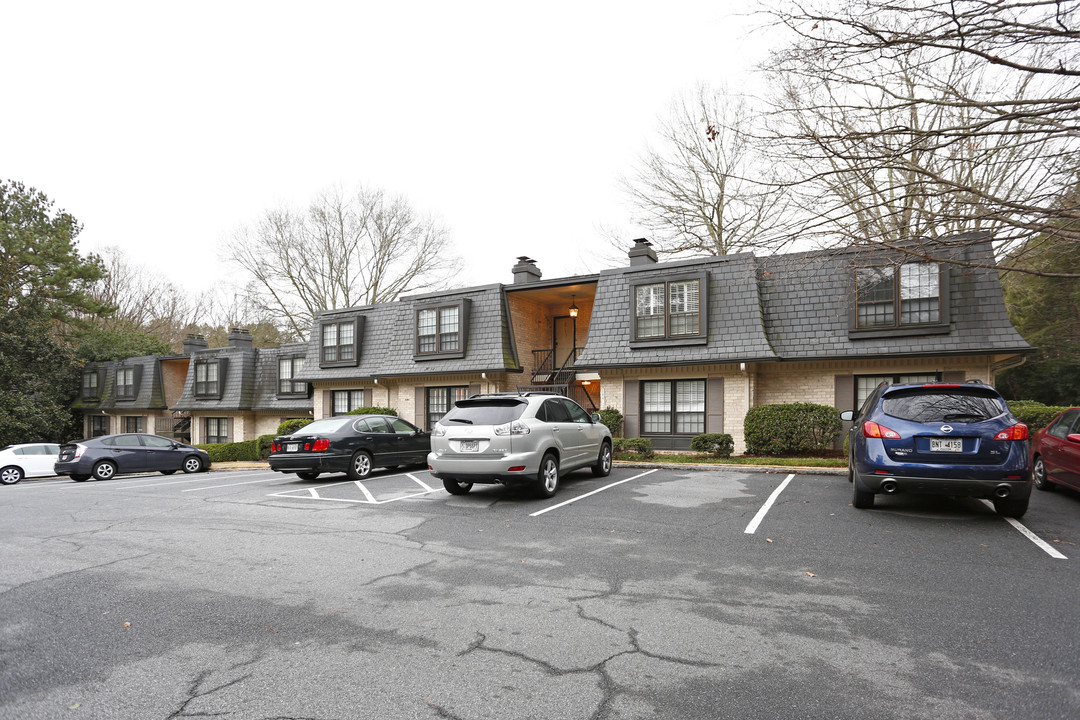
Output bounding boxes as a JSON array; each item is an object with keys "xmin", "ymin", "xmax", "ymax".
[
  {"xmin": 744, "ymin": 403, "xmax": 843, "ymax": 456},
  {"xmin": 276, "ymin": 418, "xmax": 311, "ymax": 436},
  {"xmin": 690, "ymin": 433, "xmax": 735, "ymax": 458},
  {"xmin": 613, "ymin": 437, "xmax": 654, "ymax": 458},
  {"xmin": 597, "ymin": 407, "xmax": 623, "ymax": 437},
  {"xmin": 1007, "ymin": 400, "xmax": 1071, "ymax": 432},
  {"xmin": 256, "ymin": 434, "xmax": 275, "ymax": 459},
  {"xmin": 346, "ymin": 406, "xmax": 397, "ymax": 416},
  {"xmin": 196, "ymin": 440, "xmax": 261, "ymax": 462}
]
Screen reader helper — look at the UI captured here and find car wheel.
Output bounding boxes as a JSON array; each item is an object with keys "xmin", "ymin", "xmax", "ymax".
[
  {"xmin": 591, "ymin": 441, "xmax": 612, "ymax": 477},
  {"xmin": 852, "ymin": 466, "xmax": 874, "ymax": 509},
  {"xmin": 160, "ymin": 469, "xmax": 177, "ymax": 475},
  {"xmin": 994, "ymin": 495, "xmax": 1029, "ymax": 518},
  {"xmin": 347, "ymin": 451, "xmax": 373, "ymax": 480},
  {"xmin": 297, "ymin": 471, "xmax": 320, "ymax": 480},
  {"xmin": 1032, "ymin": 456, "xmax": 1055, "ymax": 492},
  {"xmin": 182, "ymin": 456, "xmax": 203, "ymax": 474},
  {"xmin": 535, "ymin": 452, "xmax": 560, "ymax": 498},
  {"xmin": 443, "ymin": 478, "xmax": 473, "ymax": 495},
  {"xmin": 92, "ymin": 461, "xmax": 117, "ymax": 481},
  {"xmin": 71, "ymin": 474, "xmax": 90, "ymax": 482},
  {"xmin": 0, "ymin": 465, "xmax": 23, "ymax": 485}
]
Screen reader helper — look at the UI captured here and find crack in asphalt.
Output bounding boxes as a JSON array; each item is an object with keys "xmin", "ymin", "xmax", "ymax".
[{"xmin": 0, "ymin": 552, "xmax": 155, "ymax": 599}]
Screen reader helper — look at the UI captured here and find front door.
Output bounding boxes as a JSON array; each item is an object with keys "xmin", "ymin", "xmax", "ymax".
[{"xmin": 553, "ymin": 316, "xmax": 575, "ymax": 369}]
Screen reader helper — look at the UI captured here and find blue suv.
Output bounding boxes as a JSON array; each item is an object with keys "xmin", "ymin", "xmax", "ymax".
[{"xmin": 841, "ymin": 381, "xmax": 1031, "ymax": 517}]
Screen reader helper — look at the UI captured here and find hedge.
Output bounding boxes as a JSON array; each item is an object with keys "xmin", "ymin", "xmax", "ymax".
[
  {"xmin": 196, "ymin": 439, "xmax": 261, "ymax": 462},
  {"xmin": 614, "ymin": 437, "xmax": 654, "ymax": 458},
  {"xmin": 690, "ymin": 433, "xmax": 735, "ymax": 458},
  {"xmin": 276, "ymin": 418, "xmax": 311, "ymax": 436},
  {"xmin": 744, "ymin": 402, "xmax": 842, "ymax": 456},
  {"xmin": 597, "ymin": 407, "xmax": 624, "ymax": 438},
  {"xmin": 346, "ymin": 406, "xmax": 397, "ymax": 416},
  {"xmin": 1007, "ymin": 400, "xmax": 1072, "ymax": 432}
]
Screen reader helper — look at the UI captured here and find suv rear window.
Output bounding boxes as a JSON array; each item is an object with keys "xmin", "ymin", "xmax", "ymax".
[
  {"xmin": 441, "ymin": 400, "xmax": 526, "ymax": 426},
  {"xmin": 882, "ymin": 388, "xmax": 1005, "ymax": 423}
]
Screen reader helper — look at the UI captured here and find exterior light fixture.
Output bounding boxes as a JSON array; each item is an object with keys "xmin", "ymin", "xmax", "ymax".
[{"xmin": 569, "ymin": 296, "xmax": 579, "ymax": 318}]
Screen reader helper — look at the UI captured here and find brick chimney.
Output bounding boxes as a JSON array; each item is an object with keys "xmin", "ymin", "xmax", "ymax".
[
  {"xmin": 512, "ymin": 256, "xmax": 542, "ymax": 284},
  {"xmin": 628, "ymin": 238, "xmax": 657, "ymax": 266},
  {"xmin": 227, "ymin": 328, "xmax": 254, "ymax": 350},
  {"xmin": 182, "ymin": 334, "xmax": 208, "ymax": 355}
]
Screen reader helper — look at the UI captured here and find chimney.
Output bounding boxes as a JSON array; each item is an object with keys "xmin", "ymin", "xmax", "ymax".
[
  {"xmin": 628, "ymin": 238, "xmax": 657, "ymax": 266},
  {"xmin": 182, "ymin": 334, "xmax": 208, "ymax": 355},
  {"xmin": 227, "ymin": 327, "xmax": 254, "ymax": 350},
  {"xmin": 512, "ymin": 256, "xmax": 542, "ymax": 284}
]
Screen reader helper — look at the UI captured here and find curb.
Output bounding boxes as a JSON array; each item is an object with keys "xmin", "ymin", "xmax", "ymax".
[{"xmin": 613, "ymin": 461, "xmax": 847, "ymax": 476}]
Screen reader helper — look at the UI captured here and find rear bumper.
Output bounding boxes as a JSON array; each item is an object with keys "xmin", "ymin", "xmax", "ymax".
[
  {"xmin": 427, "ymin": 451, "xmax": 540, "ymax": 485},
  {"xmin": 269, "ymin": 453, "xmax": 349, "ymax": 474},
  {"xmin": 54, "ymin": 460, "xmax": 92, "ymax": 476},
  {"xmin": 856, "ymin": 470, "xmax": 1032, "ymax": 500}
]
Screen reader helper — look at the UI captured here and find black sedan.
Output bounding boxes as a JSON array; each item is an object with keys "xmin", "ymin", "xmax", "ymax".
[
  {"xmin": 55, "ymin": 434, "xmax": 211, "ymax": 482},
  {"xmin": 269, "ymin": 415, "xmax": 430, "ymax": 480}
]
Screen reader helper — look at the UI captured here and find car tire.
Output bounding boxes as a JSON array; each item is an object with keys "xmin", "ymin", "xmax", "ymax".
[
  {"xmin": 1032, "ymin": 456, "xmax": 1055, "ymax": 492},
  {"xmin": 297, "ymin": 471, "xmax": 320, "ymax": 480},
  {"xmin": 92, "ymin": 461, "xmax": 117, "ymax": 481},
  {"xmin": 591, "ymin": 441, "xmax": 612, "ymax": 477},
  {"xmin": 443, "ymin": 478, "xmax": 473, "ymax": 495},
  {"xmin": 71, "ymin": 474, "xmax": 90, "ymax": 482},
  {"xmin": 160, "ymin": 469, "xmax": 177, "ymax": 475},
  {"xmin": 852, "ymin": 466, "xmax": 874, "ymax": 509},
  {"xmin": 347, "ymin": 451, "xmax": 373, "ymax": 480},
  {"xmin": 535, "ymin": 452, "xmax": 560, "ymax": 498},
  {"xmin": 182, "ymin": 456, "xmax": 203, "ymax": 474},
  {"xmin": 993, "ymin": 495, "xmax": 1029, "ymax": 518},
  {"xmin": 1, "ymin": 465, "xmax": 23, "ymax": 485}
]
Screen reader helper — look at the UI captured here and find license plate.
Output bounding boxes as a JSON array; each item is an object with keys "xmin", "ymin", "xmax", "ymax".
[
  {"xmin": 286, "ymin": 443, "xmax": 300, "ymax": 453},
  {"xmin": 930, "ymin": 438, "xmax": 962, "ymax": 452},
  {"xmin": 459, "ymin": 440, "xmax": 479, "ymax": 452}
]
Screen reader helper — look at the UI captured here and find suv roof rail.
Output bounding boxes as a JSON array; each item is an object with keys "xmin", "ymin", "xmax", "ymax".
[
  {"xmin": 966, "ymin": 378, "xmax": 987, "ymax": 384},
  {"xmin": 466, "ymin": 391, "xmax": 562, "ymax": 399}
]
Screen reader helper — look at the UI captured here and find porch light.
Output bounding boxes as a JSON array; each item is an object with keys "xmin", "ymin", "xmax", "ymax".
[{"xmin": 569, "ymin": 296, "xmax": 579, "ymax": 318}]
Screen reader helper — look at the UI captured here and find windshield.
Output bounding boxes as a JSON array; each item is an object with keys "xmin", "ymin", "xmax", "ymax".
[
  {"xmin": 883, "ymin": 389, "xmax": 1005, "ymax": 423},
  {"xmin": 441, "ymin": 400, "xmax": 526, "ymax": 426},
  {"xmin": 287, "ymin": 417, "xmax": 355, "ymax": 435}
]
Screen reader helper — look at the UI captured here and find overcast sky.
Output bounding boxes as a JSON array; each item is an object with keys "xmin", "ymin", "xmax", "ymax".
[{"xmin": 4, "ymin": 1, "xmax": 770, "ymax": 297}]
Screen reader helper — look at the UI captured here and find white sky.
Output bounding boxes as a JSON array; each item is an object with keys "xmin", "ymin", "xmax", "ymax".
[{"xmin": 4, "ymin": 1, "xmax": 769, "ymax": 296}]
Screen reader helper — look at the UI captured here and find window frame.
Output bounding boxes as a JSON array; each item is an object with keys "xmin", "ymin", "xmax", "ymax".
[
  {"xmin": 277, "ymin": 356, "xmax": 307, "ymax": 397},
  {"xmin": 194, "ymin": 359, "xmax": 227, "ymax": 400},
  {"xmin": 426, "ymin": 385, "xmax": 469, "ymax": 430},
  {"xmin": 115, "ymin": 366, "xmax": 137, "ymax": 400},
  {"xmin": 629, "ymin": 272, "xmax": 708, "ymax": 347},
  {"xmin": 319, "ymin": 315, "xmax": 365, "ymax": 368},
  {"xmin": 413, "ymin": 299, "xmax": 471, "ymax": 360},
  {"xmin": 82, "ymin": 369, "xmax": 103, "ymax": 400},
  {"xmin": 853, "ymin": 373, "xmax": 942, "ymax": 411},
  {"xmin": 89, "ymin": 415, "xmax": 108, "ymax": 438},
  {"xmin": 849, "ymin": 262, "xmax": 951, "ymax": 338},
  {"xmin": 639, "ymin": 379, "xmax": 707, "ymax": 437},
  {"xmin": 331, "ymin": 389, "xmax": 368, "ymax": 416},
  {"xmin": 123, "ymin": 416, "xmax": 143, "ymax": 434},
  {"xmin": 205, "ymin": 417, "xmax": 229, "ymax": 444}
]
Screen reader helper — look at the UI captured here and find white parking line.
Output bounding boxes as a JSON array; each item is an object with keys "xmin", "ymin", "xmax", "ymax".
[
  {"xmin": 978, "ymin": 499, "xmax": 1068, "ymax": 559},
  {"xmin": 529, "ymin": 469, "xmax": 659, "ymax": 517},
  {"xmin": 181, "ymin": 476, "xmax": 287, "ymax": 492},
  {"xmin": 743, "ymin": 474, "xmax": 795, "ymax": 534},
  {"xmin": 266, "ymin": 472, "xmax": 443, "ymax": 505}
]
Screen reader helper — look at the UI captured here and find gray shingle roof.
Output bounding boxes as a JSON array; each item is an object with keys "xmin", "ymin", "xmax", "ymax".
[
  {"xmin": 298, "ymin": 284, "xmax": 521, "ymax": 382},
  {"xmin": 251, "ymin": 342, "xmax": 314, "ymax": 412},
  {"xmin": 575, "ymin": 253, "xmax": 777, "ymax": 368},
  {"xmin": 74, "ymin": 356, "xmax": 167, "ymax": 411},
  {"xmin": 172, "ymin": 346, "xmax": 257, "ymax": 412}
]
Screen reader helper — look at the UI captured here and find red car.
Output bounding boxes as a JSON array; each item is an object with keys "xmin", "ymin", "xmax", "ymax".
[{"xmin": 1031, "ymin": 408, "xmax": 1080, "ymax": 492}]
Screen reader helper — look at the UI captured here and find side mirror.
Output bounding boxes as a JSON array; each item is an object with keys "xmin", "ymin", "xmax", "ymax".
[
  {"xmin": 840, "ymin": 411, "xmax": 855, "ymax": 422},
  {"xmin": 591, "ymin": 413, "xmax": 601, "ymax": 424},
  {"xmin": 1067, "ymin": 434, "xmax": 1080, "ymax": 444}
]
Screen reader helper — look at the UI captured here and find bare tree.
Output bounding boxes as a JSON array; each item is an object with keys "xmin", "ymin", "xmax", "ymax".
[
  {"xmin": 621, "ymin": 85, "xmax": 791, "ymax": 257},
  {"xmin": 758, "ymin": 0, "xmax": 1080, "ymax": 275},
  {"xmin": 228, "ymin": 186, "xmax": 460, "ymax": 338}
]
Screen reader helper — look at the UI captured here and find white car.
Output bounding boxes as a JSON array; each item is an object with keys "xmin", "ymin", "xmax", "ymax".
[{"xmin": 0, "ymin": 443, "xmax": 62, "ymax": 485}]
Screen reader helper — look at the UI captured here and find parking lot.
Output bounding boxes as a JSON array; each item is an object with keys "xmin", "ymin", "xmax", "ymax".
[{"xmin": 2, "ymin": 465, "xmax": 1078, "ymax": 719}]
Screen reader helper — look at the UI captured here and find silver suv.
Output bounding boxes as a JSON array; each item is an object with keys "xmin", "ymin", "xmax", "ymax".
[{"xmin": 427, "ymin": 392, "xmax": 613, "ymax": 498}]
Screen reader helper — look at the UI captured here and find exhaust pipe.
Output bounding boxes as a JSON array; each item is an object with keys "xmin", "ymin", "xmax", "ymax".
[
  {"xmin": 881, "ymin": 480, "xmax": 898, "ymax": 494},
  {"xmin": 994, "ymin": 484, "xmax": 1011, "ymax": 498}
]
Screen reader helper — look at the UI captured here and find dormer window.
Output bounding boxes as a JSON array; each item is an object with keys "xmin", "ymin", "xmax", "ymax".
[
  {"xmin": 851, "ymin": 262, "xmax": 949, "ymax": 337},
  {"xmin": 414, "ymin": 299, "xmax": 470, "ymax": 360},
  {"xmin": 194, "ymin": 359, "xmax": 227, "ymax": 399},
  {"xmin": 630, "ymin": 272, "xmax": 708, "ymax": 346},
  {"xmin": 116, "ymin": 367, "xmax": 136, "ymax": 400},
  {"xmin": 278, "ymin": 356, "xmax": 306, "ymax": 396},
  {"xmin": 82, "ymin": 370, "xmax": 101, "ymax": 400},
  {"xmin": 319, "ymin": 316, "xmax": 364, "ymax": 368}
]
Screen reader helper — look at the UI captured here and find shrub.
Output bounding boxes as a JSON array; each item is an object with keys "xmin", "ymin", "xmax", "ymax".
[
  {"xmin": 744, "ymin": 403, "xmax": 843, "ymax": 456},
  {"xmin": 256, "ymin": 434, "xmax": 275, "ymax": 459},
  {"xmin": 346, "ymin": 406, "xmax": 397, "ymax": 416},
  {"xmin": 597, "ymin": 407, "xmax": 624, "ymax": 437},
  {"xmin": 1007, "ymin": 400, "xmax": 1071, "ymax": 432},
  {"xmin": 277, "ymin": 418, "xmax": 311, "ymax": 436},
  {"xmin": 613, "ymin": 437, "xmax": 654, "ymax": 458},
  {"xmin": 690, "ymin": 433, "xmax": 735, "ymax": 458},
  {"xmin": 196, "ymin": 440, "xmax": 261, "ymax": 462}
]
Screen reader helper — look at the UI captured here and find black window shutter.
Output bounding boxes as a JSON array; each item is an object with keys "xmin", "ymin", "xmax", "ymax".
[{"xmin": 623, "ymin": 380, "xmax": 640, "ymax": 438}]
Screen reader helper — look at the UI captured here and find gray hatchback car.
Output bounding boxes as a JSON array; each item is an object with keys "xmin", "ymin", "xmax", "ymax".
[{"xmin": 427, "ymin": 392, "xmax": 613, "ymax": 498}]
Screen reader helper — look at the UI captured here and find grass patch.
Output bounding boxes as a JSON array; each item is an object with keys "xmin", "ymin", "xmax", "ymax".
[{"xmin": 614, "ymin": 453, "xmax": 847, "ymax": 468}]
